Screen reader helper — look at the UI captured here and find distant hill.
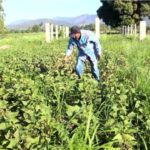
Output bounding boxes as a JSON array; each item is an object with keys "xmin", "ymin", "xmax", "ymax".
[
  {"xmin": 8, "ymin": 14, "xmax": 149, "ymax": 31},
  {"xmin": 7, "ymin": 18, "xmax": 53, "ymax": 30},
  {"xmin": 52, "ymin": 14, "xmax": 98, "ymax": 26},
  {"xmin": 7, "ymin": 14, "xmax": 103, "ymax": 30}
]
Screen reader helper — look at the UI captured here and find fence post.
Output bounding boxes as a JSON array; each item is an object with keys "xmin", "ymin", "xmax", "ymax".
[
  {"xmin": 50, "ymin": 24, "xmax": 54, "ymax": 40},
  {"xmin": 130, "ymin": 25, "xmax": 133, "ymax": 35},
  {"xmin": 45, "ymin": 24, "xmax": 69, "ymax": 41},
  {"xmin": 55, "ymin": 25, "xmax": 58, "ymax": 39},
  {"xmin": 95, "ymin": 17, "xmax": 100, "ymax": 39},
  {"xmin": 65, "ymin": 26, "xmax": 69, "ymax": 38},
  {"xmin": 63, "ymin": 26, "xmax": 66, "ymax": 38},
  {"xmin": 127, "ymin": 25, "xmax": 130, "ymax": 35},
  {"xmin": 45, "ymin": 23, "xmax": 50, "ymax": 43},
  {"xmin": 134, "ymin": 24, "xmax": 137, "ymax": 35},
  {"xmin": 139, "ymin": 21, "xmax": 146, "ymax": 40},
  {"xmin": 122, "ymin": 26, "xmax": 125, "ymax": 35}
]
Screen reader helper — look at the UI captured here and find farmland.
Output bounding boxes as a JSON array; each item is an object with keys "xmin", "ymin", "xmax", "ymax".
[{"xmin": 0, "ymin": 33, "xmax": 150, "ymax": 149}]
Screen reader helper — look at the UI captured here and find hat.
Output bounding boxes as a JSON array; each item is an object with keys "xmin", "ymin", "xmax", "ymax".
[{"xmin": 70, "ymin": 26, "xmax": 81, "ymax": 35}]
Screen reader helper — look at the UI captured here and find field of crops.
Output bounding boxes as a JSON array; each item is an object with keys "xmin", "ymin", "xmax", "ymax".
[{"xmin": 0, "ymin": 33, "xmax": 150, "ymax": 149}]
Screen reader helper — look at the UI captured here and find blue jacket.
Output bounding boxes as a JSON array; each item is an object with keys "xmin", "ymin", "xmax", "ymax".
[{"xmin": 66, "ymin": 30, "xmax": 102, "ymax": 61}]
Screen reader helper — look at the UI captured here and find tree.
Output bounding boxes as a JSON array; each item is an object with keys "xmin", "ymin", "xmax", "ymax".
[
  {"xmin": 0, "ymin": 0, "xmax": 4, "ymax": 17},
  {"xmin": 80, "ymin": 24, "xmax": 95, "ymax": 31},
  {"xmin": 31, "ymin": 25, "xmax": 41, "ymax": 32},
  {"xmin": 0, "ymin": 0, "xmax": 5, "ymax": 33},
  {"xmin": 97, "ymin": 0, "xmax": 150, "ymax": 27}
]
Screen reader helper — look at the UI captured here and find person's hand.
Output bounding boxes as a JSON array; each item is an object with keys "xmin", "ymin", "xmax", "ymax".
[
  {"xmin": 97, "ymin": 54, "xmax": 101, "ymax": 61},
  {"xmin": 64, "ymin": 56, "xmax": 69, "ymax": 63}
]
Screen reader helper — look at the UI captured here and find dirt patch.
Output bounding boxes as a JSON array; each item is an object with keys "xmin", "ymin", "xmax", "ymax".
[{"xmin": 0, "ymin": 45, "xmax": 11, "ymax": 50}]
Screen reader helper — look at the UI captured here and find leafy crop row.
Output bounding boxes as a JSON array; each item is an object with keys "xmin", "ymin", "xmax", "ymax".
[{"xmin": 0, "ymin": 34, "xmax": 149, "ymax": 149}]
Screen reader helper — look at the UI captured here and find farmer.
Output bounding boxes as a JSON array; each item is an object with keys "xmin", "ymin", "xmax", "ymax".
[{"xmin": 64, "ymin": 26, "xmax": 102, "ymax": 81}]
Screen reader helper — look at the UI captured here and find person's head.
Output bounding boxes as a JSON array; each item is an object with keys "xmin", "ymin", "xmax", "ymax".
[{"xmin": 70, "ymin": 26, "xmax": 81, "ymax": 40}]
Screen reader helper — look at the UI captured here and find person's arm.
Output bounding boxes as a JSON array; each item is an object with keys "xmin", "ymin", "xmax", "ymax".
[
  {"xmin": 88, "ymin": 33, "xmax": 102, "ymax": 60},
  {"xmin": 64, "ymin": 38, "xmax": 74, "ymax": 62}
]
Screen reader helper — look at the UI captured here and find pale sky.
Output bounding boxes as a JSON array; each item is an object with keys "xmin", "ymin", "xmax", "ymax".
[{"xmin": 3, "ymin": 0, "xmax": 102, "ymax": 25}]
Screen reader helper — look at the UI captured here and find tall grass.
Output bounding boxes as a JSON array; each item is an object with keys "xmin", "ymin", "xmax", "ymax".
[{"xmin": 101, "ymin": 34, "xmax": 150, "ymax": 94}]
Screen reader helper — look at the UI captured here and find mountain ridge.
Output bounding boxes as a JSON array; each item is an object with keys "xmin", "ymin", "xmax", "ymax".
[
  {"xmin": 7, "ymin": 14, "xmax": 100, "ymax": 30},
  {"xmin": 7, "ymin": 15, "xmax": 150, "ymax": 30}
]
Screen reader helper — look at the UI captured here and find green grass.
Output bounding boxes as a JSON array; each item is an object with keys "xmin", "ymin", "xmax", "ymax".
[
  {"xmin": 0, "ymin": 33, "xmax": 150, "ymax": 149},
  {"xmin": 101, "ymin": 34, "xmax": 150, "ymax": 94}
]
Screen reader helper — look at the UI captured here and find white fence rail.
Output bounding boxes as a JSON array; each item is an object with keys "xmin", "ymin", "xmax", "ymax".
[
  {"xmin": 122, "ymin": 21, "xmax": 147, "ymax": 40},
  {"xmin": 45, "ymin": 23, "xmax": 69, "ymax": 43},
  {"xmin": 45, "ymin": 17, "xmax": 101, "ymax": 43}
]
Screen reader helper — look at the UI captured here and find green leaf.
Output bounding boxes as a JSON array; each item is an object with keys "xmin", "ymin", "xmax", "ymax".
[
  {"xmin": 0, "ymin": 100, "xmax": 7, "ymax": 109},
  {"xmin": 6, "ymin": 111, "xmax": 18, "ymax": 123},
  {"xmin": 105, "ymin": 118, "xmax": 115, "ymax": 127},
  {"xmin": 7, "ymin": 138, "xmax": 18, "ymax": 149},
  {"xmin": 0, "ymin": 123, "xmax": 9, "ymax": 130},
  {"xmin": 14, "ymin": 129, "xmax": 19, "ymax": 139},
  {"xmin": 66, "ymin": 105, "xmax": 80, "ymax": 117},
  {"xmin": 128, "ymin": 112, "xmax": 136, "ymax": 119},
  {"xmin": 135, "ymin": 100, "xmax": 140, "ymax": 108},
  {"xmin": 116, "ymin": 89, "xmax": 120, "ymax": 94},
  {"xmin": 120, "ymin": 94, "xmax": 127, "ymax": 100},
  {"xmin": 113, "ymin": 133, "xmax": 123, "ymax": 141},
  {"xmin": 25, "ymin": 89, "xmax": 31, "ymax": 95},
  {"xmin": 22, "ymin": 101, "xmax": 29, "ymax": 106},
  {"xmin": 122, "ymin": 134, "xmax": 135, "ymax": 141},
  {"xmin": 25, "ymin": 136, "xmax": 39, "ymax": 149},
  {"xmin": 146, "ymin": 120, "xmax": 150, "ymax": 127},
  {"xmin": 99, "ymin": 141, "xmax": 121, "ymax": 149}
]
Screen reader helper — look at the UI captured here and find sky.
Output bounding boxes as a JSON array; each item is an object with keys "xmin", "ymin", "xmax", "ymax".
[{"xmin": 3, "ymin": 0, "xmax": 101, "ymax": 25}]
